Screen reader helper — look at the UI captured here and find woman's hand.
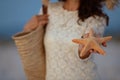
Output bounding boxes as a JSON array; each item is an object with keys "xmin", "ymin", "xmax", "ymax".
[{"xmin": 23, "ymin": 14, "xmax": 49, "ymax": 32}]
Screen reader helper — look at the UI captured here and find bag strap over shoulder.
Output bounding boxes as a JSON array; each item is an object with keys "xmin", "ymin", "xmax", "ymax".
[
  {"xmin": 42, "ymin": 5, "xmax": 48, "ymax": 14},
  {"xmin": 42, "ymin": 1, "xmax": 48, "ymax": 32},
  {"xmin": 42, "ymin": 0, "xmax": 48, "ymax": 14}
]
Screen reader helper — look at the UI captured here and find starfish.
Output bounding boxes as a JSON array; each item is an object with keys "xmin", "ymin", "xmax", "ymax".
[{"xmin": 72, "ymin": 29, "xmax": 112, "ymax": 59}]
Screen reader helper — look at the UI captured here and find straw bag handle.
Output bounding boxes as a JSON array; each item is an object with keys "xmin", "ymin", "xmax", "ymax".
[
  {"xmin": 42, "ymin": 5, "xmax": 48, "ymax": 14},
  {"xmin": 42, "ymin": 4, "xmax": 48, "ymax": 32}
]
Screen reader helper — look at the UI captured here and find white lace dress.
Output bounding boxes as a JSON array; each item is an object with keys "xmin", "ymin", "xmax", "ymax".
[{"xmin": 39, "ymin": 2, "xmax": 106, "ymax": 80}]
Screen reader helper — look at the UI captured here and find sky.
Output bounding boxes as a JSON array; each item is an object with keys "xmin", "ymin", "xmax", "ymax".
[{"xmin": 0, "ymin": 0, "xmax": 120, "ymax": 40}]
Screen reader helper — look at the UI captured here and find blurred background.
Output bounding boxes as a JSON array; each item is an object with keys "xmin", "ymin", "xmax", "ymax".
[{"xmin": 0, "ymin": 0, "xmax": 120, "ymax": 80}]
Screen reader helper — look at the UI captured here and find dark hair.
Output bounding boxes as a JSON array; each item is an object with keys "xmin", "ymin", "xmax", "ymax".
[{"xmin": 59, "ymin": 0, "xmax": 109, "ymax": 26}]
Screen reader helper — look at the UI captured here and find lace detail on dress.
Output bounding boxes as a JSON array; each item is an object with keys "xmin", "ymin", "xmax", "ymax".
[
  {"xmin": 85, "ymin": 16, "xmax": 107, "ymax": 37},
  {"xmin": 38, "ymin": 2, "xmax": 106, "ymax": 80}
]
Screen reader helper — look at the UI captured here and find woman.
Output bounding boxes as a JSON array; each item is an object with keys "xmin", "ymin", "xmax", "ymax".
[{"xmin": 16, "ymin": 0, "xmax": 118, "ymax": 80}]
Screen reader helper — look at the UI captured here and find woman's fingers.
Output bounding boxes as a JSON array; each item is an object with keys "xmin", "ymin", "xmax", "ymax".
[
  {"xmin": 36, "ymin": 14, "xmax": 49, "ymax": 26},
  {"xmin": 36, "ymin": 14, "xmax": 49, "ymax": 21},
  {"xmin": 95, "ymin": 34, "xmax": 107, "ymax": 47},
  {"xmin": 89, "ymin": 49, "xmax": 93, "ymax": 53},
  {"xmin": 38, "ymin": 20, "xmax": 48, "ymax": 26},
  {"xmin": 23, "ymin": 14, "xmax": 49, "ymax": 32},
  {"xmin": 102, "ymin": 42, "xmax": 107, "ymax": 47},
  {"xmin": 88, "ymin": 49, "xmax": 99, "ymax": 54},
  {"xmin": 92, "ymin": 50, "xmax": 99, "ymax": 54}
]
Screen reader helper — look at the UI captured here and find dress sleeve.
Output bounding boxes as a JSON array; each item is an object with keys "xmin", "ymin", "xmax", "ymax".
[{"xmin": 85, "ymin": 16, "xmax": 107, "ymax": 37}]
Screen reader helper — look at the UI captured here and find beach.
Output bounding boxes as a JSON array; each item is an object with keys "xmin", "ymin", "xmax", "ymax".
[{"xmin": 0, "ymin": 40, "xmax": 120, "ymax": 80}]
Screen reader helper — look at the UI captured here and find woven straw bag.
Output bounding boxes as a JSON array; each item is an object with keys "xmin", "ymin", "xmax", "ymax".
[{"xmin": 12, "ymin": 5, "xmax": 47, "ymax": 80}]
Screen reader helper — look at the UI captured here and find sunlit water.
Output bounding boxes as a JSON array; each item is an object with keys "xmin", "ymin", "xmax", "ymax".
[{"xmin": 0, "ymin": 40, "xmax": 120, "ymax": 80}]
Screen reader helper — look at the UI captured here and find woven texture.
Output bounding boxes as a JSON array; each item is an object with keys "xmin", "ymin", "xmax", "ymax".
[{"xmin": 12, "ymin": 26, "xmax": 46, "ymax": 80}]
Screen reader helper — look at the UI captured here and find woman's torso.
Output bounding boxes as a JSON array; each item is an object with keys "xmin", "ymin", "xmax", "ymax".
[{"xmin": 44, "ymin": 2, "xmax": 100, "ymax": 80}]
